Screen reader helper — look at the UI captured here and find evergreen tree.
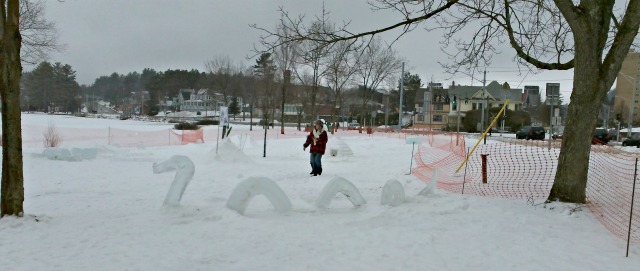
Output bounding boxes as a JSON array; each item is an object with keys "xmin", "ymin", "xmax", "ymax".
[
  {"xmin": 229, "ymin": 97, "xmax": 241, "ymax": 118},
  {"xmin": 22, "ymin": 61, "xmax": 80, "ymax": 112}
]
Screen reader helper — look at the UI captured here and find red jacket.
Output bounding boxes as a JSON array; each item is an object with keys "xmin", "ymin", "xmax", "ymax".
[{"xmin": 303, "ymin": 129, "xmax": 328, "ymax": 154}]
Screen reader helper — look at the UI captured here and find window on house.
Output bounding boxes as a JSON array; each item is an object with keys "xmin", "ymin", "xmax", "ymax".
[
  {"xmin": 435, "ymin": 104, "xmax": 443, "ymax": 111},
  {"xmin": 472, "ymin": 103, "xmax": 477, "ymax": 110},
  {"xmin": 433, "ymin": 115, "xmax": 443, "ymax": 122},
  {"xmin": 418, "ymin": 115, "xmax": 424, "ymax": 121}
]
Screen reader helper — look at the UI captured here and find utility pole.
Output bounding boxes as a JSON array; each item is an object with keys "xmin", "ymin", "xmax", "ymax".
[
  {"xmin": 281, "ymin": 70, "xmax": 290, "ymax": 135},
  {"xmin": 384, "ymin": 95, "xmax": 389, "ymax": 128},
  {"xmin": 481, "ymin": 69, "xmax": 486, "ymax": 144},
  {"xmin": 428, "ymin": 81, "xmax": 433, "ymax": 131},
  {"xmin": 456, "ymin": 97, "xmax": 460, "ymax": 133},
  {"xmin": 500, "ymin": 92, "xmax": 506, "ymax": 136},
  {"xmin": 618, "ymin": 73, "xmax": 637, "ymax": 138},
  {"xmin": 546, "ymin": 83, "xmax": 560, "ymax": 150},
  {"xmin": 398, "ymin": 62, "xmax": 405, "ymax": 129},
  {"xmin": 140, "ymin": 89, "xmax": 144, "ymax": 116},
  {"xmin": 549, "ymin": 97, "xmax": 554, "ymax": 149}
]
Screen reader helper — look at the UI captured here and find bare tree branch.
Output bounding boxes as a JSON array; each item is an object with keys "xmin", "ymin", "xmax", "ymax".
[
  {"xmin": 19, "ymin": 0, "xmax": 63, "ymax": 65},
  {"xmin": 601, "ymin": 0, "xmax": 640, "ymax": 85},
  {"xmin": 251, "ymin": 1, "xmax": 458, "ymax": 54}
]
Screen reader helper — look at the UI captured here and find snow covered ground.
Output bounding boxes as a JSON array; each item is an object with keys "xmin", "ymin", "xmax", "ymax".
[{"xmin": 0, "ymin": 113, "xmax": 638, "ymax": 270}]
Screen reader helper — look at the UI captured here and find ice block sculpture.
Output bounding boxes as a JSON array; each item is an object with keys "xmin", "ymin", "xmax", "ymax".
[
  {"xmin": 153, "ymin": 155, "xmax": 195, "ymax": 206},
  {"xmin": 316, "ymin": 177, "xmax": 366, "ymax": 209},
  {"xmin": 226, "ymin": 177, "xmax": 292, "ymax": 215},
  {"xmin": 381, "ymin": 179, "xmax": 405, "ymax": 207},
  {"xmin": 418, "ymin": 169, "xmax": 439, "ymax": 197}
]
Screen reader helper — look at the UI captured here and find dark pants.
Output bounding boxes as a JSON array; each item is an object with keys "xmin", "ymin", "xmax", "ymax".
[{"xmin": 310, "ymin": 152, "xmax": 323, "ymax": 174}]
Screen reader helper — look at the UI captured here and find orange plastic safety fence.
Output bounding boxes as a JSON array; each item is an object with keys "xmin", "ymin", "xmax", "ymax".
[
  {"xmin": 109, "ymin": 127, "xmax": 204, "ymax": 147},
  {"xmin": 21, "ymin": 125, "xmax": 204, "ymax": 147},
  {"xmin": 411, "ymin": 133, "xmax": 640, "ymax": 243}
]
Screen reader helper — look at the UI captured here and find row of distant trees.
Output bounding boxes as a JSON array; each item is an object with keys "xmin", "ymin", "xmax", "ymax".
[
  {"xmin": 18, "ymin": 51, "xmax": 419, "ymax": 135},
  {"xmin": 19, "ymin": 48, "xmax": 420, "ymax": 122}
]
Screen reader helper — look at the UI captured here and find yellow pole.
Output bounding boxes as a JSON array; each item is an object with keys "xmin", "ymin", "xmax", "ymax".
[{"xmin": 455, "ymin": 100, "xmax": 510, "ymax": 173}]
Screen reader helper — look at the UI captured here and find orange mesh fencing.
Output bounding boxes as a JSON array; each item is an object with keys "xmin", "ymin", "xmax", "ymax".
[
  {"xmin": 108, "ymin": 127, "xmax": 204, "ymax": 147},
  {"xmin": 411, "ymin": 133, "xmax": 640, "ymax": 243},
  {"xmin": 21, "ymin": 125, "xmax": 204, "ymax": 147}
]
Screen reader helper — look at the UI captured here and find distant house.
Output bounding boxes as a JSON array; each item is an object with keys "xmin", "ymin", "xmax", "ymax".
[
  {"xmin": 449, "ymin": 81, "xmax": 523, "ymax": 112},
  {"xmin": 175, "ymin": 89, "xmax": 224, "ymax": 113},
  {"xmin": 447, "ymin": 80, "xmax": 524, "ymax": 130},
  {"xmin": 174, "ymin": 89, "xmax": 193, "ymax": 111},
  {"xmin": 414, "ymin": 83, "xmax": 450, "ymax": 130},
  {"xmin": 278, "ymin": 84, "xmax": 334, "ymax": 123},
  {"xmin": 93, "ymin": 100, "xmax": 119, "ymax": 115}
]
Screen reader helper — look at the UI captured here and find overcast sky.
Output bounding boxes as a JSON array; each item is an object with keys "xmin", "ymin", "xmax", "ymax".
[{"xmin": 43, "ymin": 0, "xmax": 579, "ymax": 97}]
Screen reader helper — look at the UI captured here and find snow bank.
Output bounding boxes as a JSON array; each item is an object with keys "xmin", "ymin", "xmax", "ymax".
[
  {"xmin": 381, "ymin": 179, "xmax": 405, "ymax": 207},
  {"xmin": 37, "ymin": 147, "xmax": 98, "ymax": 161},
  {"xmin": 153, "ymin": 155, "xmax": 195, "ymax": 206},
  {"xmin": 226, "ymin": 177, "xmax": 292, "ymax": 215},
  {"xmin": 316, "ymin": 177, "xmax": 366, "ymax": 209}
]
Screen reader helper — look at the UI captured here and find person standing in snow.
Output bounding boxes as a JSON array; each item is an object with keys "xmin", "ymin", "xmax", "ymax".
[{"xmin": 303, "ymin": 119, "xmax": 328, "ymax": 176}]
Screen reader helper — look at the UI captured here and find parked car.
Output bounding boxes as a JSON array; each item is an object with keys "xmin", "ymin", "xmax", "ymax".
[
  {"xmin": 608, "ymin": 129, "xmax": 619, "ymax": 141},
  {"xmin": 516, "ymin": 126, "xmax": 545, "ymax": 140},
  {"xmin": 592, "ymin": 128, "xmax": 610, "ymax": 145},
  {"xmin": 622, "ymin": 133, "xmax": 640, "ymax": 147},
  {"xmin": 347, "ymin": 123, "xmax": 361, "ymax": 130},
  {"xmin": 551, "ymin": 126, "xmax": 564, "ymax": 140},
  {"xmin": 258, "ymin": 119, "xmax": 274, "ymax": 127}
]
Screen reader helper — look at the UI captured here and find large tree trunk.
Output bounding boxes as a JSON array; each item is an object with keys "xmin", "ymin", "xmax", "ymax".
[
  {"xmin": 548, "ymin": 67, "xmax": 603, "ymax": 203},
  {"xmin": 0, "ymin": 0, "xmax": 25, "ymax": 216},
  {"xmin": 548, "ymin": 2, "xmax": 613, "ymax": 203}
]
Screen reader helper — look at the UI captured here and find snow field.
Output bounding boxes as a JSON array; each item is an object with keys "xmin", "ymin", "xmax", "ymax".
[{"xmin": 0, "ymin": 114, "xmax": 638, "ymax": 270}]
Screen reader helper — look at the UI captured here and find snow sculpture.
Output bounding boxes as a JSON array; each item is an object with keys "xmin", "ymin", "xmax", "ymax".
[
  {"xmin": 226, "ymin": 177, "xmax": 292, "ymax": 215},
  {"xmin": 71, "ymin": 148, "xmax": 98, "ymax": 160},
  {"xmin": 381, "ymin": 179, "xmax": 405, "ymax": 207},
  {"xmin": 418, "ymin": 169, "xmax": 439, "ymax": 197},
  {"xmin": 316, "ymin": 177, "xmax": 366, "ymax": 209},
  {"xmin": 328, "ymin": 139, "xmax": 354, "ymax": 157},
  {"xmin": 153, "ymin": 155, "xmax": 195, "ymax": 206},
  {"xmin": 211, "ymin": 138, "xmax": 251, "ymax": 163},
  {"xmin": 42, "ymin": 148, "xmax": 74, "ymax": 161}
]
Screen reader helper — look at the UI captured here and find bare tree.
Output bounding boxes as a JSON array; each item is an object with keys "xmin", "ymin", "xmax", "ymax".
[
  {"xmin": 325, "ymin": 40, "xmax": 362, "ymax": 125},
  {"xmin": 270, "ymin": 17, "xmax": 299, "ymax": 134},
  {"xmin": 253, "ymin": 52, "xmax": 277, "ymax": 157},
  {"xmin": 357, "ymin": 37, "xmax": 402, "ymax": 118},
  {"xmin": 256, "ymin": 0, "xmax": 640, "ymax": 203},
  {"xmin": 19, "ymin": 0, "xmax": 62, "ymax": 65},
  {"xmin": 291, "ymin": 8, "xmax": 338, "ymax": 122},
  {"xmin": 292, "ymin": 71, "xmax": 313, "ymax": 130},
  {"xmin": 297, "ymin": 37, "xmax": 330, "ymax": 121},
  {"xmin": 1, "ymin": 0, "xmax": 24, "ymax": 216},
  {"xmin": 1, "ymin": 0, "xmax": 62, "ymax": 216},
  {"xmin": 204, "ymin": 54, "xmax": 240, "ymax": 103}
]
